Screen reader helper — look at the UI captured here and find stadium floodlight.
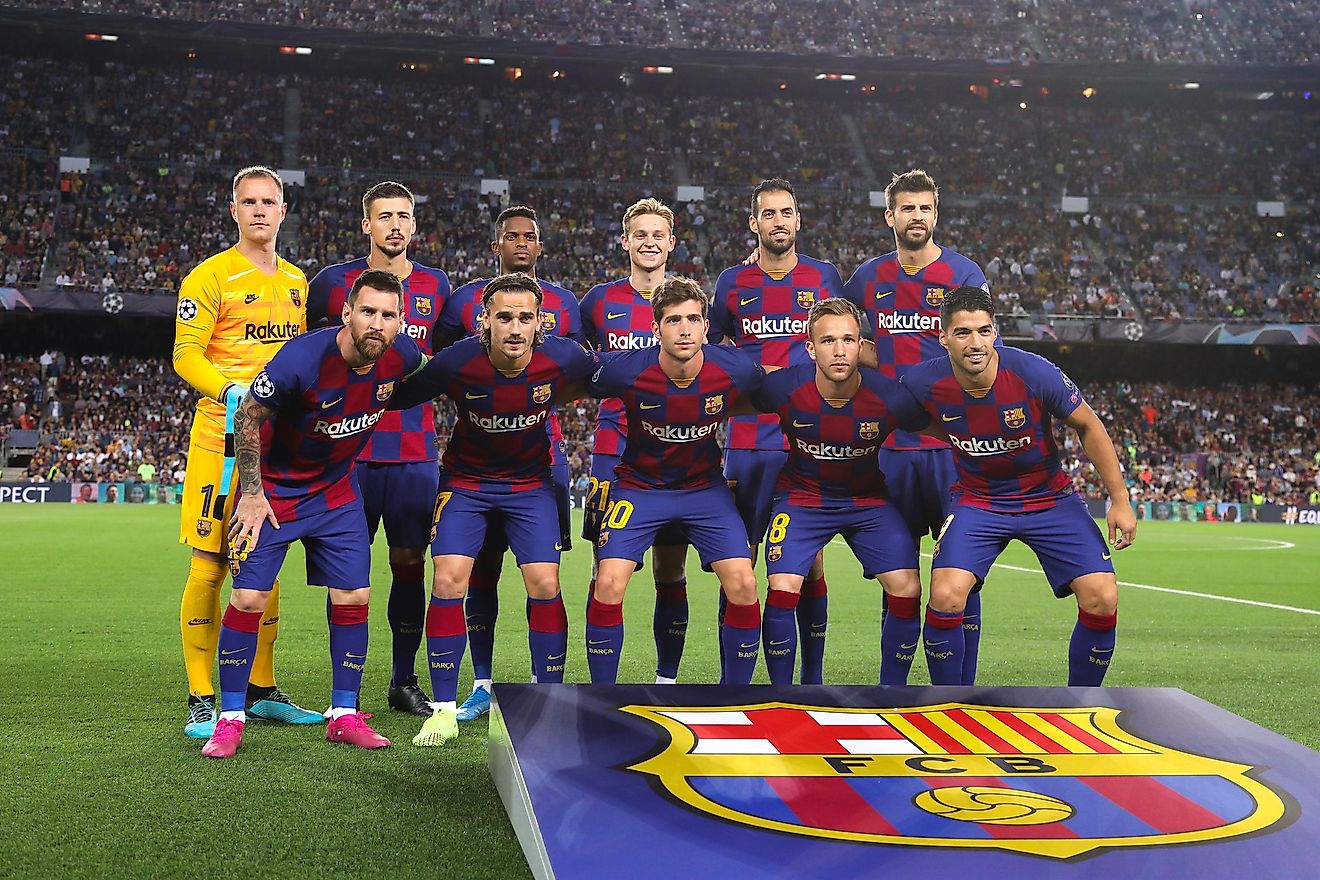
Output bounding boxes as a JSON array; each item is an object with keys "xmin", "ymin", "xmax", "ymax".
[
  {"xmin": 84, "ymin": 33, "xmax": 119, "ymax": 41},
  {"xmin": 641, "ymin": 66, "xmax": 674, "ymax": 74},
  {"xmin": 279, "ymin": 46, "xmax": 313, "ymax": 55},
  {"xmin": 1082, "ymin": 87, "xmax": 1097, "ymax": 98},
  {"xmin": 814, "ymin": 73, "xmax": 856, "ymax": 81},
  {"xmin": 463, "ymin": 56, "xmax": 495, "ymax": 65},
  {"xmin": 1184, "ymin": 82, "xmax": 1200, "ymax": 89}
]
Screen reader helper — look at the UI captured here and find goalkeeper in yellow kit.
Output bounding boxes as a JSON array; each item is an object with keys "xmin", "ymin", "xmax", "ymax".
[{"xmin": 174, "ymin": 166, "xmax": 322, "ymax": 737}]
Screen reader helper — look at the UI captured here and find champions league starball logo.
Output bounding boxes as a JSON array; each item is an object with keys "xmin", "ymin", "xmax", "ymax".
[{"xmin": 622, "ymin": 701, "xmax": 1288, "ymax": 860}]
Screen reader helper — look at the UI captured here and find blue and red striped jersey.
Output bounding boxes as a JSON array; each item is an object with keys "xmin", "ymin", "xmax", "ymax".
[
  {"xmin": 438, "ymin": 276, "xmax": 582, "ymax": 446},
  {"xmin": 751, "ymin": 362, "xmax": 926, "ymax": 508},
  {"xmin": 899, "ymin": 346, "xmax": 1082, "ymax": 514},
  {"xmin": 709, "ymin": 255, "xmax": 845, "ymax": 451},
  {"xmin": 400, "ymin": 335, "xmax": 598, "ymax": 494},
  {"xmin": 588, "ymin": 344, "xmax": 763, "ymax": 491},
  {"xmin": 305, "ymin": 257, "xmax": 451, "ymax": 463},
  {"xmin": 249, "ymin": 326, "xmax": 424, "ymax": 521},
  {"xmin": 579, "ymin": 277, "xmax": 660, "ymax": 456},
  {"xmin": 843, "ymin": 246, "xmax": 988, "ymax": 451}
]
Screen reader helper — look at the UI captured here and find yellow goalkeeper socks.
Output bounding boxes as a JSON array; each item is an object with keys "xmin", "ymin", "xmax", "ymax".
[
  {"xmin": 250, "ymin": 577, "xmax": 281, "ymax": 689},
  {"xmin": 180, "ymin": 554, "xmax": 227, "ymax": 698}
]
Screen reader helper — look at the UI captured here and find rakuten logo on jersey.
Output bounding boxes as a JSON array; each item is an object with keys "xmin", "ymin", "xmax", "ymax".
[
  {"xmin": 468, "ymin": 410, "xmax": 548, "ymax": 433},
  {"xmin": 314, "ymin": 409, "xmax": 384, "ymax": 438},
  {"xmin": 403, "ymin": 322, "xmax": 428, "ymax": 342},
  {"xmin": 641, "ymin": 420, "xmax": 719, "ymax": 443},
  {"xmin": 607, "ymin": 332, "xmax": 656, "ymax": 350},
  {"xmin": 795, "ymin": 438, "xmax": 878, "ymax": 461},
  {"xmin": 245, "ymin": 321, "xmax": 301, "ymax": 342},
  {"xmin": 950, "ymin": 435, "xmax": 1032, "ymax": 457},
  {"xmin": 741, "ymin": 316, "xmax": 809, "ymax": 339},
  {"xmin": 874, "ymin": 312, "xmax": 940, "ymax": 335}
]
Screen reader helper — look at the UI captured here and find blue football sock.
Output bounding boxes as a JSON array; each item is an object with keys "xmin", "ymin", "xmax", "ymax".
[
  {"xmin": 721, "ymin": 600, "xmax": 761, "ymax": 685},
  {"xmin": 387, "ymin": 561, "xmax": 425, "ymax": 686},
  {"xmin": 961, "ymin": 590, "xmax": 983, "ymax": 686},
  {"xmin": 218, "ymin": 605, "xmax": 261, "ymax": 713},
  {"xmin": 1068, "ymin": 608, "xmax": 1117, "ymax": 687},
  {"xmin": 328, "ymin": 603, "xmax": 369, "ymax": 709},
  {"xmin": 527, "ymin": 595, "xmax": 568, "ymax": 684},
  {"xmin": 880, "ymin": 594, "xmax": 921, "ymax": 686},
  {"xmin": 653, "ymin": 579, "xmax": 688, "ymax": 680},
  {"xmin": 924, "ymin": 606, "xmax": 965, "ymax": 685},
  {"xmin": 425, "ymin": 596, "xmax": 467, "ymax": 704},
  {"xmin": 465, "ymin": 564, "xmax": 500, "ymax": 682},
  {"xmin": 763, "ymin": 589, "xmax": 799, "ymax": 685},
  {"xmin": 586, "ymin": 597, "xmax": 624, "ymax": 684},
  {"xmin": 796, "ymin": 575, "xmax": 828, "ymax": 684}
]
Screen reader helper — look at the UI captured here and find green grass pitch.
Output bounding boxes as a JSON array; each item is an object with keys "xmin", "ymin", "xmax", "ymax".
[{"xmin": 3, "ymin": 506, "xmax": 1317, "ymax": 877}]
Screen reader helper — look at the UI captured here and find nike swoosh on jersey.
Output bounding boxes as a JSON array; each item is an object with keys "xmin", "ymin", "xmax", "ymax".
[
  {"xmin": 791, "ymin": 420, "xmax": 814, "ymax": 428},
  {"xmin": 874, "ymin": 291, "xmax": 893, "ymax": 300},
  {"xmin": 941, "ymin": 414, "xmax": 962, "ymax": 422},
  {"xmin": 320, "ymin": 398, "xmax": 341, "ymax": 409},
  {"xmin": 640, "ymin": 403, "xmax": 661, "ymax": 410},
  {"xmin": 740, "ymin": 296, "xmax": 759, "ymax": 306},
  {"xmin": 1102, "ymin": 552, "xmax": 1112, "ymax": 560},
  {"xmin": 465, "ymin": 392, "xmax": 488, "ymax": 399},
  {"xmin": 606, "ymin": 311, "xmax": 626, "ymax": 319}
]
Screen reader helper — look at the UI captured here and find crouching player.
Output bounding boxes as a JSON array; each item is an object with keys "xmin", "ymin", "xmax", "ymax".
[
  {"xmin": 747, "ymin": 298, "xmax": 927, "ymax": 684},
  {"xmin": 388, "ymin": 273, "xmax": 599, "ymax": 746},
  {"xmin": 203, "ymin": 269, "xmax": 424, "ymax": 758},
  {"xmin": 584, "ymin": 277, "xmax": 765, "ymax": 684},
  {"xmin": 900, "ymin": 286, "xmax": 1136, "ymax": 686}
]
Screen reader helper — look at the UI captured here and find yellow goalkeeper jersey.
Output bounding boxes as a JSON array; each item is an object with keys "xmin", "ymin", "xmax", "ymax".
[{"xmin": 173, "ymin": 246, "xmax": 307, "ymax": 452}]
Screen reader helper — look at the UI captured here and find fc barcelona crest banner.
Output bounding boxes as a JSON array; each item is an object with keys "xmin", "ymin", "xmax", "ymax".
[{"xmin": 488, "ymin": 685, "xmax": 1320, "ymax": 880}]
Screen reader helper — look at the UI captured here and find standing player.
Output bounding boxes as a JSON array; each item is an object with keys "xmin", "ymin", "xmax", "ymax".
[
  {"xmin": 388, "ymin": 273, "xmax": 599, "ymax": 746},
  {"xmin": 710, "ymin": 179, "xmax": 845, "ymax": 684},
  {"xmin": 306, "ymin": 181, "xmax": 451, "ymax": 717},
  {"xmin": 843, "ymin": 169, "xmax": 991, "ymax": 686},
  {"xmin": 748, "ymin": 298, "xmax": 926, "ymax": 684},
  {"xmin": 202, "ymin": 269, "xmax": 425, "ymax": 758},
  {"xmin": 435, "ymin": 205, "xmax": 583, "ymax": 722},
  {"xmin": 585, "ymin": 277, "xmax": 765, "ymax": 685},
  {"xmin": 899, "ymin": 287, "xmax": 1135, "ymax": 687},
  {"xmin": 172, "ymin": 166, "xmax": 321, "ymax": 739},
  {"xmin": 579, "ymin": 197, "xmax": 691, "ymax": 685}
]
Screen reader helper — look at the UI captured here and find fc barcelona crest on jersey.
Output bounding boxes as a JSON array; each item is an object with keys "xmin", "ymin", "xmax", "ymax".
[
  {"xmin": 925, "ymin": 286, "xmax": 945, "ymax": 308},
  {"xmin": 796, "ymin": 289, "xmax": 817, "ymax": 311},
  {"xmin": 196, "ymin": 518, "xmax": 212, "ymax": 537},
  {"xmin": 533, "ymin": 383, "xmax": 552, "ymax": 405},
  {"xmin": 1003, "ymin": 406, "xmax": 1027, "ymax": 429},
  {"xmin": 289, "ymin": 288, "xmax": 302, "ymax": 308},
  {"xmin": 622, "ymin": 701, "xmax": 1288, "ymax": 860},
  {"xmin": 414, "ymin": 295, "xmax": 432, "ymax": 317},
  {"xmin": 766, "ymin": 545, "xmax": 783, "ymax": 562},
  {"xmin": 376, "ymin": 381, "xmax": 395, "ymax": 401},
  {"xmin": 704, "ymin": 395, "xmax": 724, "ymax": 416},
  {"xmin": 858, "ymin": 421, "xmax": 880, "ymax": 440},
  {"xmin": 541, "ymin": 311, "xmax": 558, "ymax": 332}
]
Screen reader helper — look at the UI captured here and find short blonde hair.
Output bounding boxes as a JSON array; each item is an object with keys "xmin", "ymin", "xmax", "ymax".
[
  {"xmin": 807, "ymin": 297, "xmax": 862, "ymax": 339},
  {"xmin": 231, "ymin": 165, "xmax": 284, "ymax": 203},
  {"xmin": 622, "ymin": 197, "xmax": 674, "ymax": 235}
]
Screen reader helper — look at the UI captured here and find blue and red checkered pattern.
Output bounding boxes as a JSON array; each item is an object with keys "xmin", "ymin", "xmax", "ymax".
[
  {"xmin": 402, "ymin": 335, "xmax": 598, "ymax": 494},
  {"xmin": 752, "ymin": 362, "xmax": 927, "ymax": 508},
  {"xmin": 709, "ymin": 255, "xmax": 845, "ymax": 451},
  {"xmin": 249, "ymin": 326, "xmax": 424, "ymax": 521},
  {"xmin": 579, "ymin": 277, "xmax": 660, "ymax": 456},
  {"xmin": 843, "ymin": 247, "xmax": 988, "ymax": 450},
  {"xmin": 900, "ymin": 346, "xmax": 1083, "ymax": 513},
  {"xmin": 588, "ymin": 344, "xmax": 763, "ymax": 491},
  {"xmin": 305, "ymin": 257, "xmax": 451, "ymax": 463},
  {"xmin": 438, "ymin": 276, "xmax": 583, "ymax": 448}
]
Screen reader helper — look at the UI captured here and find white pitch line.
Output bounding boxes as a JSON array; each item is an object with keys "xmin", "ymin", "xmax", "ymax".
[{"xmin": 825, "ymin": 537, "xmax": 1320, "ymax": 616}]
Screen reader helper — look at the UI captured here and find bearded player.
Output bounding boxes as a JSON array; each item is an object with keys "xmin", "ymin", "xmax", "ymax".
[{"xmin": 306, "ymin": 180, "xmax": 451, "ymax": 716}]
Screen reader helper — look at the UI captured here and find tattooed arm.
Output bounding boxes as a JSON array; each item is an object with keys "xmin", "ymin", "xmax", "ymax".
[{"xmin": 227, "ymin": 392, "xmax": 279, "ymax": 555}]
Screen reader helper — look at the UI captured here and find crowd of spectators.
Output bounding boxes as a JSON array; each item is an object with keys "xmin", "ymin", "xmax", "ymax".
[
  {"xmin": 1070, "ymin": 382, "xmax": 1320, "ymax": 508},
  {"xmin": 5, "ymin": 353, "xmax": 1317, "ymax": 511},
  {"xmin": 14, "ymin": 0, "xmax": 1316, "ymax": 64}
]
